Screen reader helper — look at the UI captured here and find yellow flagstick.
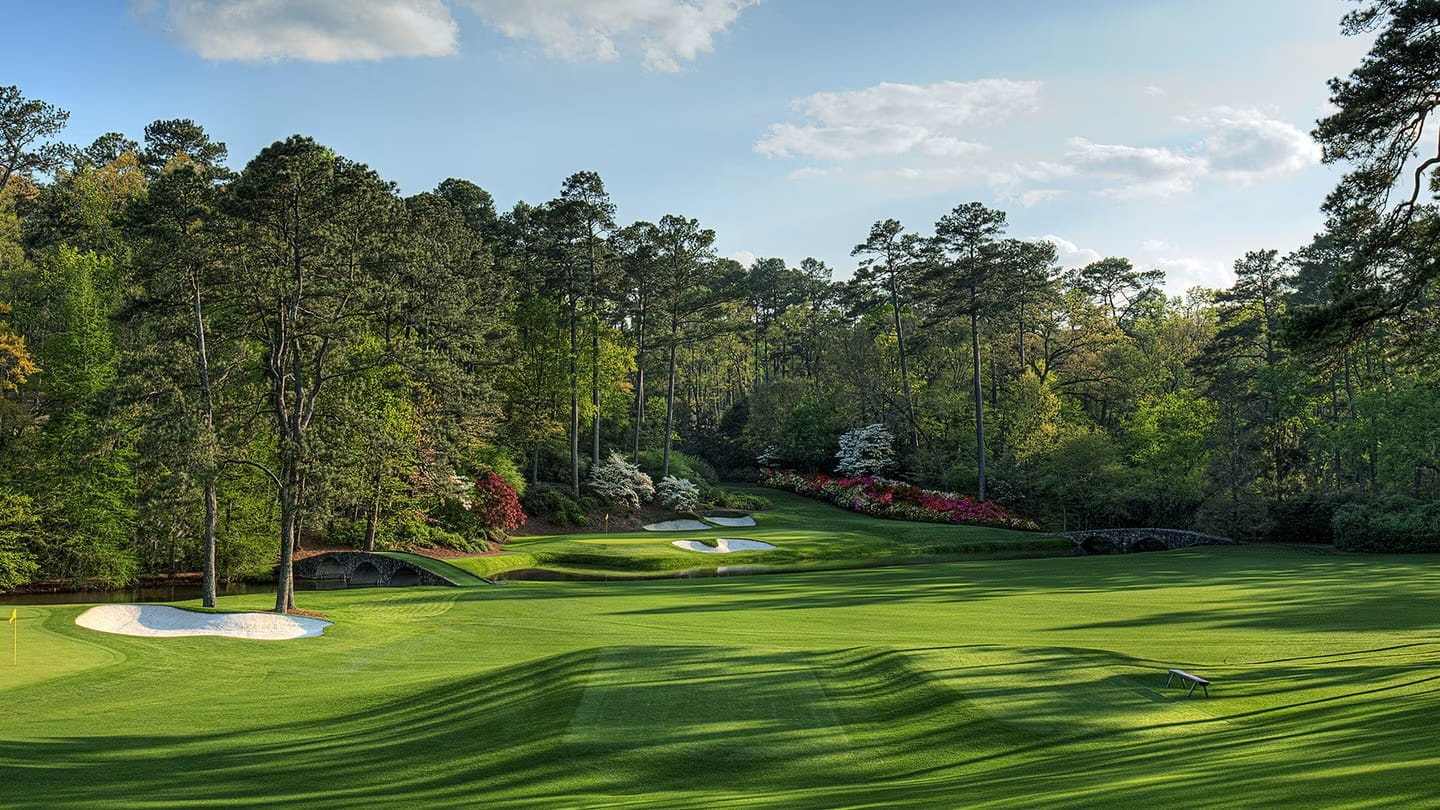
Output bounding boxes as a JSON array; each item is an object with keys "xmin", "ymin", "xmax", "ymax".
[{"xmin": 8, "ymin": 608, "xmax": 15, "ymax": 667}]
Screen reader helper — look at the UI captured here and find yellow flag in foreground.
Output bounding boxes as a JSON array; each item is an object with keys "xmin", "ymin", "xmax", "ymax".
[{"xmin": 7, "ymin": 608, "xmax": 14, "ymax": 623}]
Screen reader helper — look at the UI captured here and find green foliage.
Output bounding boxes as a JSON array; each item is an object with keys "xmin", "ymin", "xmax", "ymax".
[
  {"xmin": 421, "ymin": 498, "xmax": 501, "ymax": 551},
  {"xmin": 771, "ymin": 397, "xmax": 848, "ymax": 472},
  {"xmin": 469, "ymin": 445, "xmax": 527, "ymax": 497},
  {"xmin": 0, "ymin": 488, "xmax": 40, "ymax": 590},
  {"xmin": 637, "ymin": 449, "xmax": 715, "ymax": 486},
  {"xmin": 704, "ymin": 487, "xmax": 773, "ymax": 512},
  {"xmin": 214, "ymin": 466, "xmax": 280, "ymax": 580},
  {"xmin": 1333, "ymin": 497, "xmax": 1440, "ymax": 552},
  {"xmin": 1267, "ymin": 493, "xmax": 1351, "ymax": 544},
  {"xmin": 387, "ymin": 512, "xmax": 490, "ymax": 554},
  {"xmin": 34, "ymin": 247, "xmax": 117, "ymax": 404},
  {"xmin": 522, "ymin": 488, "xmax": 591, "ymax": 527}
]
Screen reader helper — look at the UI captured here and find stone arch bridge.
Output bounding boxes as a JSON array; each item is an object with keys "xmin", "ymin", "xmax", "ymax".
[
  {"xmin": 292, "ymin": 552, "xmax": 460, "ymax": 587},
  {"xmin": 1057, "ymin": 528, "xmax": 1237, "ymax": 555}
]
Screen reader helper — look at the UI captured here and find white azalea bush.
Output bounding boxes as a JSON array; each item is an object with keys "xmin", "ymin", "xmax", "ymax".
[
  {"xmin": 588, "ymin": 452, "xmax": 655, "ymax": 510},
  {"xmin": 835, "ymin": 423, "xmax": 896, "ymax": 476},
  {"xmin": 657, "ymin": 475, "xmax": 701, "ymax": 513}
]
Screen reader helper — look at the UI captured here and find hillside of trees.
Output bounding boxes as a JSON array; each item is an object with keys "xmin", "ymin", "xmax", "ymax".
[{"xmin": 1, "ymin": 3, "xmax": 1438, "ymax": 600}]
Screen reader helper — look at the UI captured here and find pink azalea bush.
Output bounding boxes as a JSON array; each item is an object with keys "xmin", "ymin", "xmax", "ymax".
[{"xmin": 760, "ymin": 469, "xmax": 1043, "ymax": 531}]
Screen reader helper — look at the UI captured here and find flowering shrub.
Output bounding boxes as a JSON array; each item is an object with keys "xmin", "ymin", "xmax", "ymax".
[
  {"xmin": 756, "ymin": 444, "xmax": 782, "ymax": 468},
  {"xmin": 471, "ymin": 472, "xmax": 527, "ymax": 535},
  {"xmin": 760, "ymin": 469, "xmax": 1043, "ymax": 531},
  {"xmin": 657, "ymin": 475, "xmax": 701, "ymax": 513},
  {"xmin": 835, "ymin": 424, "xmax": 896, "ymax": 476},
  {"xmin": 588, "ymin": 452, "xmax": 655, "ymax": 510}
]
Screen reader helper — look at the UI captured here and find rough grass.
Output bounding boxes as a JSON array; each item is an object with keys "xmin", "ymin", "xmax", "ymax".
[
  {"xmin": 452, "ymin": 487, "xmax": 1068, "ymax": 580},
  {"xmin": 2, "ymin": 545, "xmax": 1439, "ymax": 807}
]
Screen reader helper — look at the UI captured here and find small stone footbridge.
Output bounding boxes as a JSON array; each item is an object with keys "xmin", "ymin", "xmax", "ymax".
[
  {"xmin": 1057, "ymin": 528, "xmax": 1238, "ymax": 555},
  {"xmin": 292, "ymin": 552, "xmax": 466, "ymax": 587}
]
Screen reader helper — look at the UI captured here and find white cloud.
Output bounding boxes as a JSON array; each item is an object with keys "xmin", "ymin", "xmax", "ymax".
[
  {"xmin": 787, "ymin": 166, "xmax": 844, "ymax": 180},
  {"xmin": 1186, "ymin": 106, "xmax": 1322, "ymax": 184},
  {"xmin": 149, "ymin": 0, "xmax": 459, "ymax": 62},
  {"xmin": 919, "ymin": 136, "xmax": 991, "ymax": 160},
  {"xmin": 1139, "ymin": 238, "xmax": 1172, "ymax": 252},
  {"xmin": 729, "ymin": 250, "xmax": 757, "ymax": 268},
  {"xmin": 1042, "ymin": 235, "xmax": 1101, "ymax": 269},
  {"xmin": 1063, "ymin": 137, "xmax": 1202, "ymax": 199},
  {"xmin": 461, "ymin": 0, "xmax": 758, "ymax": 72},
  {"xmin": 1015, "ymin": 189, "xmax": 1064, "ymax": 207},
  {"xmin": 1153, "ymin": 255, "xmax": 1233, "ymax": 291},
  {"xmin": 142, "ymin": 0, "xmax": 757, "ymax": 67},
  {"xmin": 761, "ymin": 122, "xmax": 934, "ymax": 162},
  {"xmin": 1046, "ymin": 108, "xmax": 1321, "ymax": 199},
  {"xmin": 1143, "ymin": 83, "xmax": 1167, "ymax": 97},
  {"xmin": 757, "ymin": 79, "xmax": 1041, "ymax": 162}
]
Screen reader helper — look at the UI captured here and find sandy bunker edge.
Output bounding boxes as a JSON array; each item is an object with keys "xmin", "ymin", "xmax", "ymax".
[
  {"xmin": 671, "ymin": 537, "xmax": 776, "ymax": 554},
  {"xmin": 76, "ymin": 604, "xmax": 331, "ymax": 640}
]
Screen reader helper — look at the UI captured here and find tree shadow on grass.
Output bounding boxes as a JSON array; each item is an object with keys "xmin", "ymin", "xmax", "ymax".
[
  {"xmin": 0, "ymin": 646, "xmax": 1008, "ymax": 809},
  {"xmin": 591, "ymin": 548, "xmax": 1440, "ymax": 633},
  {"xmin": 3, "ymin": 638, "xmax": 1438, "ymax": 808}
]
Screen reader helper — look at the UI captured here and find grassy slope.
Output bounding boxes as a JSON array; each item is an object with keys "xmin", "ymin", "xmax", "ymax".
[
  {"xmin": 370, "ymin": 552, "xmax": 492, "ymax": 586},
  {"xmin": 451, "ymin": 487, "xmax": 1069, "ymax": 579},
  {"xmin": 2, "ymin": 545, "xmax": 1439, "ymax": 808}
]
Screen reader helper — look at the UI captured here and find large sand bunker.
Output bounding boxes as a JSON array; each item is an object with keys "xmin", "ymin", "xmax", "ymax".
[
  {"xmin": 76, "ymin": 604, "xmax": 331, "ymax": 640},
  {"xmin": 644, "ymin": 519, "xmax": 711, "ymax": 531},
  {"xmin": 671, "ymin": 538, "xmax": 776, "ymax": 554},
  {"xmin": 703, "ymin": 515, "xmax": 757, "ymax": 527}
]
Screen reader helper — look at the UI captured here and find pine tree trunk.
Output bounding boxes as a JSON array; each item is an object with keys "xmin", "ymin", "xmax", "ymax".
[
  {"xmin": 274, "ymin": 463, "xmax": 298, "ymax": 614},
  {"xmin": 569, "ymin": 293, "xmax": 580, "ymax": 496},
  {"xmin": 970, "ymin": 302, "xmax": 986, "ymax": 502},
  {"xmin": 888, "ymin": 277, "xmax": 918, "ymax": 451},
  {"xmin": 191, "ymin": 277, "xmax": 219, "ymax": 609},
  {"xmin": 662, "ymin": 332, "xmax": 678, "ymax": 478},
  {"xmin": 202, "ymin": 477, "xmax": 217, "ymax": 608},
  {"xmin": 633, "ymin": 300, "xmax": 646, "ymax": 463},
  {"xmin": 592, "ymin": 319, "xmax": 601, "ymax": 469}
]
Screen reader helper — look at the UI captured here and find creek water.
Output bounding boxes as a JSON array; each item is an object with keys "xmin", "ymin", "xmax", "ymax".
[
  {"xmin": 491, "ymin": 566, "xmax": 773, "ymax": 582},
  {"xmin": 0, "ymin": 579, "xmax": 352, "ymax": 605}
]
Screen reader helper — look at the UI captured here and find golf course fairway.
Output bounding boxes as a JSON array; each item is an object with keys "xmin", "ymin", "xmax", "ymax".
[{"xmin": 2, "ymin": 544, "xmax": 1437, "ymax": 808}]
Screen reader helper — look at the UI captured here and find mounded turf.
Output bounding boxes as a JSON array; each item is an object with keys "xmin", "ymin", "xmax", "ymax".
[
  {"xmin": 452, "ymin": 488, "xmax": 1070, "ymax": 579},
  {"xmin": 370, "ymin": 551, "xmax": 492, "ymax": 587},
  {"xmin": 2, "ymin": 544, "xmax": 1438, "ymax": 808}
]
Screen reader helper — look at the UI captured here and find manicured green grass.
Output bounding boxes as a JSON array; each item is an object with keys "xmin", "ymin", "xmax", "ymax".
[
  {"xmin": 2, "ymin": 544, "xmax": 1438, "ymax": 807},
  {"xmin": 371, "ymin": 551, "xmax": 492, "ymax": 586},
  {"xmin": 449, "ymin": 487, "xmax": 1069, "ymax": 580}
]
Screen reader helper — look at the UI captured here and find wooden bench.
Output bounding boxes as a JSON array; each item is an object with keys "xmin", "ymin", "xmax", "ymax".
[{"xmin": 1165, "ymin": 668, "xmax": 1210, "ymax": 697}]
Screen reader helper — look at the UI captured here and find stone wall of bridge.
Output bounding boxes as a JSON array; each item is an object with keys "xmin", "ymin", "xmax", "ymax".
[
  {"xmin": 291, "ymin": 552, "xmax": 459, "ymax": 587},
  {"xmin": 1056, "ymin": 529, "xmax": 1237, "ymax": 555}
]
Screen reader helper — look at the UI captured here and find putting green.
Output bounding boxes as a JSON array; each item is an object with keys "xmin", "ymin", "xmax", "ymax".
[
  {"xmin": 459, "ymin": 488, "xmax": 1070, "ymax": 579},
  {"xmin": 2, "ymin": 545, "xmax": 1438, "ymax": 808}
]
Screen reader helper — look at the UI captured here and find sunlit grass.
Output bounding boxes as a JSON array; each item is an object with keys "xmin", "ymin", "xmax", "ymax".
[
  {"xmin": 449, "ymin": 487, "xmax": 1069, "ymax": 579},
  {"xmin": 2, "ymin": 545, "xmax": 1438, "ymax": 808}
]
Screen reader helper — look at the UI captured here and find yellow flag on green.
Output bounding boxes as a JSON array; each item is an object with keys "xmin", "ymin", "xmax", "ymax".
[{"xmin": 7, "ymin": 608, "xmax": 14, "ymax": 623}]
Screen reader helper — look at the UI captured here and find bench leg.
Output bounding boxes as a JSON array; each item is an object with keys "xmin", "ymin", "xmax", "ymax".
[
  {"xmin": 1186, "ymin": 680, "xmax": 1197, "ymax": 697},
  {"xmin": 1166, "ymin": 672, "xmax": 1176, "ymax": 689}
]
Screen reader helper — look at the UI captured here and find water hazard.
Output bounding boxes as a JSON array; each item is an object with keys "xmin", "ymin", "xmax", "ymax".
[{"xmin": 0, "ymin": 578, "xmax": 351, "ymax": 606}]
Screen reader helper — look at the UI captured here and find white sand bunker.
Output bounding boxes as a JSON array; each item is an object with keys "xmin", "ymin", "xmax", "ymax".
[
  {"xmin": 644, "ymin": 519, "xmax": 711, "ymax": 531},
  {"xmin": 703, "ymin": 514, "xmax": 756, "ymax": 527},
  {"xmin": 76, "ymin": 604, "xmax": 331, "ymax": 640},
  {"xmin": 671, "ymin": 537, "xmax": 775, "ymax": 554}
]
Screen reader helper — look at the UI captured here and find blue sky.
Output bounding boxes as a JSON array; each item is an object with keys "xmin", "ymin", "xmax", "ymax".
[{"xmin": 8, "ymin": 0, "xmax": 1370, "ymax": 291}]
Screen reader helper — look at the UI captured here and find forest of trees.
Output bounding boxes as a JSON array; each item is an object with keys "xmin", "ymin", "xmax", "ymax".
[{"xmin": 1, "ymin": 1, "xmax": 1438, "ymax": 603}]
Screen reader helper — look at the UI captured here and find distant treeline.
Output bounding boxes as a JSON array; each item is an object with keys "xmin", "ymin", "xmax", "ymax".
[{"xmin": 1, "ymin": 6, "xmax": 1437, "ymax": 598}]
